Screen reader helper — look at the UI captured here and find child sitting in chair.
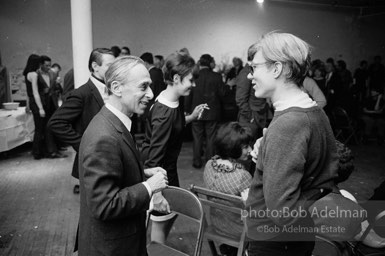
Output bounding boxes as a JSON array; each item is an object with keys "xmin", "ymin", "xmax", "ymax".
[{"xmin": 203, "ymin": 122, "xmax": 253, "ymax": 256}]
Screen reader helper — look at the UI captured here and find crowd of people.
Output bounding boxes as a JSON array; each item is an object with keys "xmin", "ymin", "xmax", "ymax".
[
  {"xmin": 308, "ymin": 56, "xmax": 385, "ymax": 144},
  {"xmin": 8, "ymin": 33, "xmax": 384, "ymax": 256}
]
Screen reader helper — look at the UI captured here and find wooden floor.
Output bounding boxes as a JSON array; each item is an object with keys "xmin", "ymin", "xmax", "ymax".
[
  {"xmin": 0, "ymin": 144, "xmax": 79, "ymax": 256},
  {"xmin": 0, "ymin": 140, "xmax": 384, "ymax": 255}
]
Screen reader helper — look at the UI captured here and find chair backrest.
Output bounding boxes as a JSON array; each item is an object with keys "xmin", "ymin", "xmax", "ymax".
[
  {"xmin": 161, "ymin": 186, "xmax": 204, "ymax": 256},
  {"xmin": 332, "ymin": 107, "xmax": 352, "ymax": 127},
  {"xmin": 163, "ymin": 186, "xmax": 204, "ymax": 221},
  {"xmin": 190, "ymin": 185, "xmax": 245, "ymax": 214},
  {"xmin": 190, "ymin": 185, "xmax": 247, "ymax": 256}
]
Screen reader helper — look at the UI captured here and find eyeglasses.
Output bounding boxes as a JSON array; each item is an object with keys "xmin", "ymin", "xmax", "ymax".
[{"xmin": 249, "ymin": 62, "xmax": 268, "ymax": 75}]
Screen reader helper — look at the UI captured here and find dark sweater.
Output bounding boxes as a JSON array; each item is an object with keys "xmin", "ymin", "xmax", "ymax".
[{"xmin": 245, "ymin": 106, "xmax": 339, "ymax": 240}]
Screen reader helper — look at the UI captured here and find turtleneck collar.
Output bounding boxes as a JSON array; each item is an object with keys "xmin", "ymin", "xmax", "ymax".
[{"xmin": 273, "ymin": 90, "xmax": 317, "ymax": 111}]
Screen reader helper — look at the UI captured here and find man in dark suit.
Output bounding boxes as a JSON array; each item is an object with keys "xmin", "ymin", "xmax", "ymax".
[
  {"xmin": 236, "ymin": 45, "xmax": 269, "ymax": 139},
  {"xmin": 190, "ymin": 54, "xmax": 224, "ymax": 168},
  {"xmin": 36, "ymin": 55, "xmax": 65, "ymax": 158},
  {"xmin": 136, "ymin": 52, "xmax": 166, "ymax": 133},
  {"xmin": 324, "ymin": 58, "xmax": 343, "ymax": 115},
  {"xmin": 48, "ymin": 48, "xmax": 115, "ymax": 193},
  {"xmin": 78, "ymin": 55, "xmax": 168, "ymax": 256},
  {"xmin": 140, "ymin": 52, "xmax": 166, "ymax": 100},
  {"xmin": 62, "ymin": 68, "xmax": 74, "ymax": 100}
]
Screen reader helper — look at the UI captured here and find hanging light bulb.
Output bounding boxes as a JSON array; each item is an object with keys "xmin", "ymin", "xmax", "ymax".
[{"xmin": 257, "ymin": 0, "xmax": 264, "ymax": 3}]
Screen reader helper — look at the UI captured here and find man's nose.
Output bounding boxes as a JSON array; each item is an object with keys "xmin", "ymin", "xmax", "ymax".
[{"xmin": 146, "ymin": 86, "xmax": 154, "ymax": 100}]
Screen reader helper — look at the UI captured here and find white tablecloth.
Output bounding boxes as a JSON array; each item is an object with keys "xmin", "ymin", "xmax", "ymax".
[{"xmin": 0, "ymin": 107, "xmax": 34, "ymax": 152}]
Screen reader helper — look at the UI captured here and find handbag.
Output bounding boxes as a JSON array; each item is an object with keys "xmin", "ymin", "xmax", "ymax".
[{"xmin": 309, "ymin": 191, "xmax": 366, "ymax": 241}]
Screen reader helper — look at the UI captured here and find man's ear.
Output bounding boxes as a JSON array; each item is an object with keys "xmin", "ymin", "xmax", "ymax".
[
  {"xmin": 110, "ymin": 81, "xmax": 122, "ymax": 96},
  {"xmin": 173, "ymin": 74, "xmax": 180, "ymax": 84},
  {"xmin": 91, "ymin": 61, "xmax": 99, "ymax": 72},
  {"xmin": 272, "ymin": 62, "xmax": 283, "ymax": 79}
]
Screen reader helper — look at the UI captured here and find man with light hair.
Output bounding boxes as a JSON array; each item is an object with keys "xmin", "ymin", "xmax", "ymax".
[
  {"xmin": 77, "ymin": 56, "xmax": 169, "ymax": 256},
  {"xmin": 245, "ymin": 32, "xmax": 338, "ymax": 256}
]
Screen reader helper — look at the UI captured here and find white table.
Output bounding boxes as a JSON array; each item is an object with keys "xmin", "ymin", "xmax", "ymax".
[{"xmin": 0, "ymin": 107, "xmax": 34, "ymax": 152}]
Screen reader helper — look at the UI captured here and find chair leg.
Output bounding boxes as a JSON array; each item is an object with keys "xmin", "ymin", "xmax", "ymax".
[
  {"xmin": 208, "ymin": 240, "xmax": 219, "ymax": 256},
  {"xmin": 344, "ymin": 132, "xmax": 354, "ymax": 145},
  {"xmin": 237, "ymin": 241, "xmax": 248, "ymax": 256}
]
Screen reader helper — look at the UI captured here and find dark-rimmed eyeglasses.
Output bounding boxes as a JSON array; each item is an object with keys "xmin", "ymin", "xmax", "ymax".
[{"xmin": 249, "ymin": 62, "xmax": 268, "ymax": 75}]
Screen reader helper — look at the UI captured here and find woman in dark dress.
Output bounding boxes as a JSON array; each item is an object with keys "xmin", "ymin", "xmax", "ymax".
[
  {"xmin": 23, "ymin": 54, "xmax": 48, "ymax": 159},
  {"xmin": 141, "ymin": 51, "xmax": 208, "ymax": 243}
]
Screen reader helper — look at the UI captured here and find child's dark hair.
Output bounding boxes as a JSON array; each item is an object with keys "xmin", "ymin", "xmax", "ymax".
[{"xmin": 214, "ymin": 122, "xmax": 253, "ymax": 159}]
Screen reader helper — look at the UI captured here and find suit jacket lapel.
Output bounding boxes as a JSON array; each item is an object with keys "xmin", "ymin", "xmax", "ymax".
[
  {"xmin": 100, "ymin": 107, "xmax": 144, "ymax": 180},
  {"xmin": 122, "ymin": 131, "xmax": 144, "ymax": 177},
  {"xmin": 88, "ymin": 80, "xmax": 105, "ymax": 108}
]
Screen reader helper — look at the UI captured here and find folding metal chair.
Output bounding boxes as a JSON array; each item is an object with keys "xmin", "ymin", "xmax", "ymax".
[
  {"xmin": 190, "ymin": 185, "xmax": 248, "ymax": 256},
  {"xmin": 348, "ymin": 210, "xmax": 385, "ymax": 256},
  {"xmin": 147, "ymin": 186, "xmax": 204, "ymax": 256}
]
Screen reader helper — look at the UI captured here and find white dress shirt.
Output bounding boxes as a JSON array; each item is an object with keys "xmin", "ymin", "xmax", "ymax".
[{"xmin": 90, "ymin": 76, "xmax": 109, "ymax": 102}]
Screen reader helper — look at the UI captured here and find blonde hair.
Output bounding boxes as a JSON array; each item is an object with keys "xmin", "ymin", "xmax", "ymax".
[
  {"xmin": 105, "ymin": 56, "xmax": 144, "ymax": 95},
  {"xmin": 250, "ymin": 31, "xmax": 311, "ymax": 85}
]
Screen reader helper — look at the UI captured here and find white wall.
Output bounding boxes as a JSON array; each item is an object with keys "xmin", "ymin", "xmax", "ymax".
[{"xmin": 1, "ymin": 0, "xmax": 384, "ymax": 82}]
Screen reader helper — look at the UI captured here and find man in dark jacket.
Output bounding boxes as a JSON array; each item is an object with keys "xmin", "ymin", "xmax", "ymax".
[
  {"xmin": 190, "ymin": 54, "xmax": 224, "ymax": 168},
  {"xmin": 78, "ymin": 56, "xmax": 168, "ymax": 256},
  {"xmin": 236, "ymin": 45, "xmax": 269, "ymax": 139},
  {"xmin": 48, "ymin": 48, "xmax": 115, "ymax": 193}
]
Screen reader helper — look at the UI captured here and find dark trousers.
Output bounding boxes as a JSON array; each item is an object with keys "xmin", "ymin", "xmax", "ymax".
[
  {"xmin": 192, "ymin": 120, "xmax": 218, "ymax": 165},
  {"xmin": 44, "ymin": 103, "xmax": 58, "ymax": 154},
  {"xmin": 30, "ymin": 101, "xmax": 58, "ymax": 157},
  {"xmin": 248, "ymin": 239, "xmax": 314, "ymax": 256},
  {"xmin": 31, "ymin": 105, "xmax": 46, "ymax": 158},
  {"xmin": 45, "ymin": 124, "xmax": 58, "ymax": 154}
]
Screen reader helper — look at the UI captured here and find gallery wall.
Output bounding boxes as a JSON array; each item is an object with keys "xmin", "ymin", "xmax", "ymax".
[{"xmin": 0, "ymin": 0, "xmax": 384, "ymax": 95}]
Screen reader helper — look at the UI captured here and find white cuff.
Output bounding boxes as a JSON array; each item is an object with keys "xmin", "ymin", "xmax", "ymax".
[
  {"xmin": 149, "ymin": 195, "xmax": 154, "ymax": 212},
  {"xmin": 142, "ymin": 182, "xmax": 153, "ymax": 211},
  {"xmin": 142, "ymin": 181, "xmax": 152, "ymax": 198}
]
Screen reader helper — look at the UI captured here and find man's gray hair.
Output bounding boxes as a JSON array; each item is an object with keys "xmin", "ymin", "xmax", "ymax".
[{"xmin": 105, "ymin": 56, "xmax": 144, "ymax": 95}]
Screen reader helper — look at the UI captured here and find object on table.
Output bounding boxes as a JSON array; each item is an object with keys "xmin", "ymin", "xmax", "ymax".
[{"xmin": 2, "ymin": 102, "xmax": 20, "ymax": 110}]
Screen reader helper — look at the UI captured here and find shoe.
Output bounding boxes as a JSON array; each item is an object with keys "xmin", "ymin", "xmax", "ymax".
[
  {"xmin": 192, "ymin": 163, "xmax": 202, "ymax": 169},
  {"xmin": 73, "ymin": 185, "xmax": 80, "ymax": 194},
  {"xmin": 33, "ymin": 155, "xmax": 43, "ymax": 160},
  {"xmin": 47, "ymin": 152, "xmax": 68, "ymax": 159}
]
